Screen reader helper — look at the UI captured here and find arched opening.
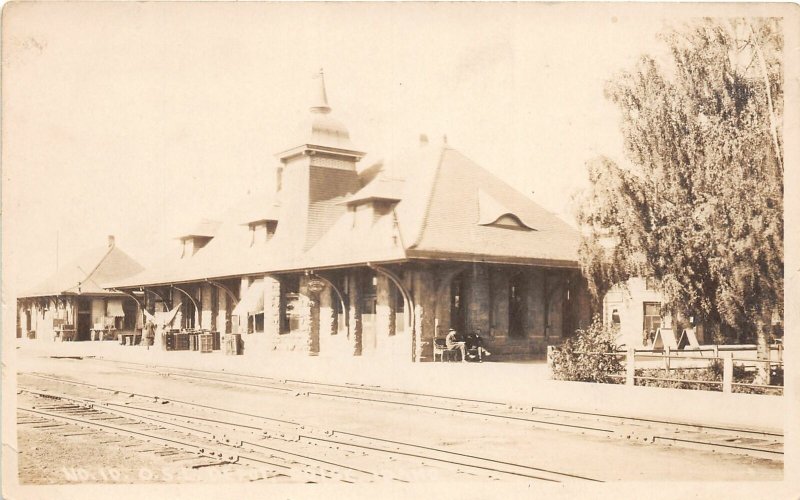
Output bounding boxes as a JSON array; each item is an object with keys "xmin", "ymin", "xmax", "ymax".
[
  {"xmin": 182, "ymin": 297, "xmax": 197, "ymax": 329},
  {"xmin": 360, "ymin": 270, "xmax": 378, "ymax": 355},
  {"xmin": 450, "ymin": 272, "xmax": 467, "ymax": 335},
  {"xmin": 509, "ymin": 271, "xmax": 526, "ymax": 338},
  {"xmin": 393, "ymin": 284, "xmax": 406, "ymax": 335},
  {"xmin": 368, "ymin": 265, "xmax": 414, "ymax": 360}
]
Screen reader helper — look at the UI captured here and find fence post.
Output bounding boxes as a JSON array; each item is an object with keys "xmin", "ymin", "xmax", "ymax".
[
  {"xmin": 664, "ymin": 345, "xmax": 671, "ymax": 371},
  {"xmin": 546, "ymin": 345, "xmax": 554, "ymax": 370},
  {"xmin": 713, "ymin": 344, "xmax": 719, "ymax": 358},
  {"xmin": 764, "ymin": 347, "xmax": 772, "ymax": 385},
  {"xmin": 723, "ymin": 352, "xmax": 733, "ymax": 394},
  {"xmin": 626, "ymin": 347, "xmax": 635, "ymax": 386}
]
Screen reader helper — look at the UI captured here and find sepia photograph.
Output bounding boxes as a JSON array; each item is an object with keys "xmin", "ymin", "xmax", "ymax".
[{"xmin": 2, "ymin": 2, "xmax": 797, "ymax": 498}]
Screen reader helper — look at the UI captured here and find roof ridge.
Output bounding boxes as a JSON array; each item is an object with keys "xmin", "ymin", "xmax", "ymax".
[
  {"xmin": 408, "ymin": 145, "xmax": 448, "ymax": 250},
  {"xmin": 70, "ymin": 244, "xmax": 116, "ymax": 292},
  {"xmin": 449, "ymin": 148, "xmax": 575, "ymax": 229}
]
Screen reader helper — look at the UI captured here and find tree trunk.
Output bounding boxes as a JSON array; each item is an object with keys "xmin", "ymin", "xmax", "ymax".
[{"xmin": 755, "ymin": 312, "xmax": 771, "ymax": 385}]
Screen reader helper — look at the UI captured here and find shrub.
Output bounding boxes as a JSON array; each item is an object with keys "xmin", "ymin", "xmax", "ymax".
[
  {"xmin": 636, "ymin": 361, "xmax": 784, "ymax": 395},
  {"xmin": 636, "ymin": 364, "xmax": 722, "ymax": 391},
  {"xmin": 550, "ymin": 317, "xmax": 623, "ymax": 383}
]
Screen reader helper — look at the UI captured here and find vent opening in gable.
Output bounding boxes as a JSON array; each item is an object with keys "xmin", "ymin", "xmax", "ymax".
[
  {"xmin": 477, "ymin": 189, "xmax": 536, "ymax": 231},
  {"xmin": 485, "ymin": 213, "xmax": 534, "ymax": 231}
]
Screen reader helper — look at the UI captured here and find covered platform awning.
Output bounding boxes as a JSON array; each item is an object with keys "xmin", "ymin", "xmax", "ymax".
[
  {"xmin": 107, "ymin": 299, "xmax": 125, "ymax": 317},
  {"xmin": 143, "ymin": 305, "xmax": 181, "ymax": 328},
  {"xmin": 231, "ymin": 280, "xmax": 265, "ymax": 317}
]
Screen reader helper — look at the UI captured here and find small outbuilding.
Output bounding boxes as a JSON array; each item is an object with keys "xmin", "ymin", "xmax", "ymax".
[{"xmin": 16, "ymin": 236, "xmax": 145, "ymax": 341}]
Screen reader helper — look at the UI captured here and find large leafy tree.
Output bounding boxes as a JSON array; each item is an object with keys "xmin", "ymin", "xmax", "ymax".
[{"xmin": 576, "ymin": 18, "xmax": 783, "ymax": 381}]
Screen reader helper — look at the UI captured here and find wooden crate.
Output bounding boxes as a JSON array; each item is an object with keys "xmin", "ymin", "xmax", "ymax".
[
  {"xmin": 199, "ymin": 334, "xmax": 213, "ymax": 353},
  {"xmin": 224, "ymin": 334, "xmax": 241, "ymax": 355},
  {"xmin": 174, "ymin": 333, "xmax": 189, "ymax": 351}
]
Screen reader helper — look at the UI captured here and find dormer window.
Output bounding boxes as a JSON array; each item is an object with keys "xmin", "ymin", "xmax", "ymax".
[
  {"xmin": 248, "ymin": 220, "xmax": 278, "ymax": 247},
  {"xmin": 180, "ymin": 236, "xmax": 212, "ymax": 258},
  {"xmin": 477, "ymin": 189, "xmax": 535, "ymax": 231},
  {"xmin": 177, "ymin": 219, "xmax": 221, "ymax": 258},
  {"xmin": 341, "ymin": 177, "xmax": 403, "ymax": 230}
]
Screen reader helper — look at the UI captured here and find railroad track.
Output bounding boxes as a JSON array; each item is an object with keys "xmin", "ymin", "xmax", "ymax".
[
  {"xmin": 17, "ymin": 383, "xmax": 600, "ymax": 483},
  {"xmin": 95, "ymin": 360, "xmax": 784, "ymax": 461}
]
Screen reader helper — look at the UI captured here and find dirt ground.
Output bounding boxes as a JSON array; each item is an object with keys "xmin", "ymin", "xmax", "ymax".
[
  {"xmin": 16, "ymin": 410, "xmax": 284, "ymax": 485},
  {"xmin": 11, "ymin": 354, "xmax": 783, "ymax": 485}
]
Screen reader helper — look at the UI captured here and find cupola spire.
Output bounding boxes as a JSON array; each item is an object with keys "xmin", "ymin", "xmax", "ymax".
[{"xmin": 310, "ymin": 68, "xmax": 331, "ymax": 115}]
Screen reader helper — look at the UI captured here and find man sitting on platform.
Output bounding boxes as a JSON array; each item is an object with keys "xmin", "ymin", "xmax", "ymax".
[
  {"xmin": 466, "ymin": 330, "xmax": 492, "ymax": 362},
  {"xmin": 445, "ymin": 328, "xmax": 467, "ymax": 363}
]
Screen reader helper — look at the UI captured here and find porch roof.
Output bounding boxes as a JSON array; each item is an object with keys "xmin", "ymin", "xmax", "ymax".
[
  {"xmin": 20, "ymin": 244, "xmax": 144, "ymax": 298},
  {"xmin": 109, "ymin": 143, "xmax": 580, "ymax": 288}
]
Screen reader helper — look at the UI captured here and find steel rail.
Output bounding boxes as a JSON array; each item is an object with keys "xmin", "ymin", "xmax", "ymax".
[
  {"xmin": 301, "ymin": 434, "xmax": 563, "ymax": 483},
  {"xmin": 18, "ymin": 383, "xmax": 594, "ymax": 483},
  {"xmin": 98, "ymin": 359, "xmax": 783, "ymax": 438},
  {"xmin": 18, "ymin": 406, "xmax": 222, "ymax": 458},
  {"xmin": 303, "ymin": 391, "xmax": 615, "ymax": 434},
  {"xmin": 24, "ymin": 365, "xmax": 783, "ymax": 441},
  {"xmin": 23, "ymin": 372, "xmax": 301, "ymax": 426},
  {"xmin": 106, "ymin": 358, "xmax": 507, "ymax": 406},
  {"xmin": 106, "ymin": 365, "xmax": 616, "ymax": 434},
  {"xmin": 18, "ymin": 389, "xmax": 492, "ymax": 483},
  {"xmin": 21, "ymin": 366, "xmax": 783, "ymax": 469},
  {"xmin": 651, "ymin": 435, "xmax": 784, "ymax": 458},
  {"xmin": 18, "ymin": 395, "xmax": 368, "ymax": 481},
  {"xmin": 326, "ymin": 430, "xmax": 603, "ymax": 482},
  {"xmin": 117, "ymin": 366, "xmax": 295, "ymax": 393},
  {"xmin": 90, "ymin": 403, "xmax": 388, "ymax": 481}
]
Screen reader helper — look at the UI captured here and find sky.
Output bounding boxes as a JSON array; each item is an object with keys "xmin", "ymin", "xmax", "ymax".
[{"xmin": 3, "ymin": 2, "xmax": 679, "ymax": 292}]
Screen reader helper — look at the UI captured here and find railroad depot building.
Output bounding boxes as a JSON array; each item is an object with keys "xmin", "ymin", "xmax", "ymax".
[
  {"xmin": 16, "ymin": 236, "xmax": 144, "ymax": 341},
  {"xmin": 107, "ymin": 74, "xmax": 593, "ymax": 362}
]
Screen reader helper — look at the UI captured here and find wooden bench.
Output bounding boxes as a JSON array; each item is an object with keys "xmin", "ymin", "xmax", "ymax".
[
  {"xmin": 433, "ymin": 338, "xmax": 462, "ymax": 362},
  {"xmin": 54, "ymin": 325, "xmax": 76, "ymax": 342}
]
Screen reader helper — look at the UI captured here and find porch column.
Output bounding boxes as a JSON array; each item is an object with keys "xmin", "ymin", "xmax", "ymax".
[
  {"xmin": 376, "ymin": 275, "xmax": 395, "ymax": 338},
  {"xmin": 172, "ymin": 288, "xmax": 183, "ymax": 328},
  {"xmin": 347, "ymin": 272, "xmax": 363, "ymax": 356},
  {"xmin": 411, "ymin": 268, "xmax": 436, "ymax": 362},
  {"xmin": 216, "ymin": 290, "xmax": 227, "ymax": 333},
  {"xmin": 200, "ymin": 284, "xmax": 213, "ymax": 330},
  {"xmin": 302, "ymin": 275, "xmax": 323, "ymax": 356},
  {"xmin": 319, "ymin": 287, "xmax": 337, "ymax": 337},
  {"xmin": 466, "ymin": 264, "xmax": 491, "ymax": 335},
  {"xmin": 263, "ymin": 275, "xmax": 282, "ymax": 337}
]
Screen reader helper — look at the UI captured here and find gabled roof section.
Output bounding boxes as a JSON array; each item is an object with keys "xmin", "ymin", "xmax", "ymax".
[
  {"xmin": 20, "ymin": 243, "xmax": 144, "ymax": 297},
  {"xmin": 110, "ymin": 142, "xmax": 581, "ymax": 289},
  {"xmin": 405, "ymin": 146, "xmax": 580, "ymax": 266}
]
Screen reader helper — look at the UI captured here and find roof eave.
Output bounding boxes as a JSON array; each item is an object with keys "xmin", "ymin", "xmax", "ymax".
[
  {"xmin": 276, "ymin": 144, "xmax": 367, "ymax": 162},
  {"xmin": 404, "ymin": 249, "xmax": 580, "ymax": 269}
]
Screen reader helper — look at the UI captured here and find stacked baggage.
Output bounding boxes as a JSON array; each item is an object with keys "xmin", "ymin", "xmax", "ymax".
[
  {"xmin": 224, "ymin": 333, "xmax": 242, "ymax": 355},
  {"xmin": 174, "ymin": 332, "xmax": 190, "ymax": 350},
  {"xmin": 199, "ymin": 333, "xmax": 213, "ymax": 353},
  {"xmin": 164, "ymin": 332, "xmax": 175, "ymax": 351}
]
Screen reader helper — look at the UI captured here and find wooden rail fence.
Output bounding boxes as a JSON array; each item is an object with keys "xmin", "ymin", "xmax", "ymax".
[{"xmin": 546, "ymin": 345, "xmax": 784, "ymax": 395}]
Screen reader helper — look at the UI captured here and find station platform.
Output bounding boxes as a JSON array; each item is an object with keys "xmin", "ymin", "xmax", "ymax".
[{"xmin": 12, "ymin": 339, "xmax": 784, "ymax": 434}]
